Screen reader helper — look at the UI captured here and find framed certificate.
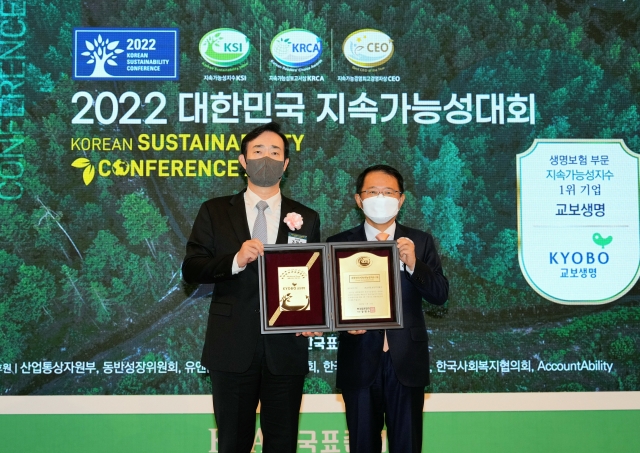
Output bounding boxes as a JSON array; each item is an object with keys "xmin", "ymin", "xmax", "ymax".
[
  {"xmin": 258, "ymin": 243, "xmax": 333, "ymax": 334},
  {"xmin": 329, "ymin": 241, "xmax": 403, "ymax": 331}
]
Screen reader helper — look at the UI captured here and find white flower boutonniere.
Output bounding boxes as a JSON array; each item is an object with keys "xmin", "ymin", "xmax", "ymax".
[{"xmin": 283, "ymin": 212, "xmax": 303, "ymax": 231}]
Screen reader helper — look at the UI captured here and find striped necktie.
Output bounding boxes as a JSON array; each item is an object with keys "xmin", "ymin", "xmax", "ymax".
[{"xmin": 252, "ymin": 200, "xmax": 269, "ymax": 244}]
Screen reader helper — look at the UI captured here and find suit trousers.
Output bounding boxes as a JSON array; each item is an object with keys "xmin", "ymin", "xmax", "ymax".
[
  {"xmin": 210, "ymin": 336, "xmax": 305, "ymax": 453},
  {"xmin": 342, "ymin": 351, "xmax": 424, "ymax": 453}
]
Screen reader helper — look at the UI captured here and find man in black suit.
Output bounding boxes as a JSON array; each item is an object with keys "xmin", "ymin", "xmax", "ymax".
[
  {"xmin": 182, "ymin": 122, "xmax": 321, "ymax": 453},
  {"xmin": 327, "ymin": 164, "xmax": 449, "ymax": 453}
]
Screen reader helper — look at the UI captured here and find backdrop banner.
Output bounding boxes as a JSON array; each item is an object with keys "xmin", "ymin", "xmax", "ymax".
[{"xmin": 1, "ymin": 1, "xmax": 640, "ymax": 451}]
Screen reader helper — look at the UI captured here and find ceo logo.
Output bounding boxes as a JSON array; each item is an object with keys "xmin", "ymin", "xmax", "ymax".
[
  {"xmin": 270, "ymin": 29, "xmax": 322, "ymax": 68},
  {"xmin": 199, "ymin": 28, "xmax": 250, "ymax": 68},
  {"xmin": 357, "ymin": 256, "xmax": 371, "ymax": 267},
  {"xmin": 343, "ymin": 29, "xmax": 394, "ymax": 68}
]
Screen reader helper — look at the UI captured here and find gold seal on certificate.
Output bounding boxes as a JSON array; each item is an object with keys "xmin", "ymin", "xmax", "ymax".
[{"xmin": 338, "ymin": 251, "xmax": 391, "ymax": 320}]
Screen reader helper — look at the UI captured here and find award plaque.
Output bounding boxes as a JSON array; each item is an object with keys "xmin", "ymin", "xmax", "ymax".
[
  {"xmin": 258, "ymin": 243, "xmax": 333, "ymax": 334},
  {"xmin": 330, "ymin": 241, "xmax": 403, "ymax": 331}
]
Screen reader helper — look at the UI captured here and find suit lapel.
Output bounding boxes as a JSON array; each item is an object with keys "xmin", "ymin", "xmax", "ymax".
[
  {"xmin": 228, "ymin": 190, "xmax": 252, "ymax": 244},
  {"xmin": 394, "ymin": 223, "xmax": 413, "ymax": 287},
  {"xmin": 276, "ymin": 196, "xmax": 293, "ymax": 244},
  {"xmin": 394, "ymin": 223, "xmax": 407, "ymax": 241},
  {"xmin": 348, "ymin": 223, "xmax": 367, "ymax": 242}
]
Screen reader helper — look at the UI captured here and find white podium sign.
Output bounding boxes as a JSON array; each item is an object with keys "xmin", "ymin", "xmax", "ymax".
[{"xmin": 517, "ymin": 139, "xmax": 640, "ymax": 304}]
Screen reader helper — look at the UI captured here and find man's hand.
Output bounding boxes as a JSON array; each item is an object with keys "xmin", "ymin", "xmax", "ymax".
[
  {"xmin": 297, "ymin": 332, "xmax": 323, "ymax": 337},
  {"xmin": 397, "ymin": 237, "xmax": 416, "ymax": 271},
  {"xmin": 236, "ymin": 239, "xmax": 264, "ymax": 268},
  {"xmin": 347, "ymin": 330, "xmax": 366, "ymax": 335}
]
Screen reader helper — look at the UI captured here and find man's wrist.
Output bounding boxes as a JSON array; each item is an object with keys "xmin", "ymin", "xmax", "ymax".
[{"xmin": 232, "ymin": 253, "xmax": 246, "ymax": 274}]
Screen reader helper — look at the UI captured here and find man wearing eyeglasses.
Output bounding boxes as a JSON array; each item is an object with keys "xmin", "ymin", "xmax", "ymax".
[{"xmin": 327, "ymin": 164, "xmax": 449, "ymax": 453}]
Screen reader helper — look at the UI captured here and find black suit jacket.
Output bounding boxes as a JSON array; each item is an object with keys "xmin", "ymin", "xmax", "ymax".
[
  {"xmin": 182, "ymin": 189, "xmax": 321, "ymax": 375},
  {"xmin": 327, "ymin": 222, "xmax": 448, "ymax": 388}
]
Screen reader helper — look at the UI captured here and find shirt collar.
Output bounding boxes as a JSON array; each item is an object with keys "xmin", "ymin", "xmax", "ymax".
[
  {"xmin": 363, "ymin": 221, "xmax": 396, "ymax": 241},
  {"xmin": 245, "ymin": 186, "xmax": 281, "ymax": 210}
]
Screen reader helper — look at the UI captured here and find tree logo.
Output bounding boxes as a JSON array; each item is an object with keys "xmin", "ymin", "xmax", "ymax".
[
  {"xmin": 73, "ymin": 28, "xmax": 180, "ymax": 81},
  {"xmin": 80, "ymin": 34, "xmax": 125, "ymax": 78},
  {"xmin": 71, "ymin": 158, "xmax": 96, "ymax": 186}
]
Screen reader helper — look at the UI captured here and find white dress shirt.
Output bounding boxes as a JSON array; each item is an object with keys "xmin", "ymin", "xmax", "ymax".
[
  {"xmin": 363, "ymin": 220, "xmax": 396, "ymax": 242},
  {"xmin": 232, "ymin": 187, "xmax": 282, "ymax": 274}
]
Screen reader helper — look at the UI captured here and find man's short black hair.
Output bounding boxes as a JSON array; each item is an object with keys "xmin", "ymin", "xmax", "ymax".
[
  {"xmin": 355, "ymin": 164, "xmax": 405, "ymax": 194},
  {"xmin": 240, "ymin": 122, "xmax": 290, "ymax": 160}
]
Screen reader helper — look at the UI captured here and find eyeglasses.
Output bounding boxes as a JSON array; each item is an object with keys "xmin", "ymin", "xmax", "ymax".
[{"xmin": 359, "ymin": 189, "xmax": 403, "ymax": 198}]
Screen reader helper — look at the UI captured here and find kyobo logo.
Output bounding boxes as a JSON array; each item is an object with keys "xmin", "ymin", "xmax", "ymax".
[
  {"xmin": 270, "ymin": 29, "xmax": 322, "ymax": 68},
  {"xmin": 199, "ymin": 28, "xmax": 250, "ymax": 68},
  {"xmin": 343, "ymin": 29, "xmax": 394, "ymax": 68}
]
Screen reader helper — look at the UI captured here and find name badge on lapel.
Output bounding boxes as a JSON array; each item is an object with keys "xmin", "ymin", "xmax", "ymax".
[{"xmin": 288, "ymin": 233, "xmax": 307, "ymax": 244}]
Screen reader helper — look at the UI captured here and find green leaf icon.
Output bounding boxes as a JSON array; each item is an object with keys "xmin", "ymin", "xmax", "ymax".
[{"xmin": 593, "ymin": 233, "xmax": 612, "ymax": 249}]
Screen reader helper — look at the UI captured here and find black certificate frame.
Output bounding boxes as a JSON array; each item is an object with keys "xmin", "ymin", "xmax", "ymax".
[
  {"xmin": 329, "ymin": 241, "xmax": 403, "ymax": 331},
  {"xmin": 258, "ymin": 243, "xmax": 333, "ymax": 334}
]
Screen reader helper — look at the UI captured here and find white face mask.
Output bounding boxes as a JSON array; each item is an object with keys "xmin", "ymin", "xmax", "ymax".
[{"xmin": 361, "ymin": 195, "xmax": 400, "ymax": 224}]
